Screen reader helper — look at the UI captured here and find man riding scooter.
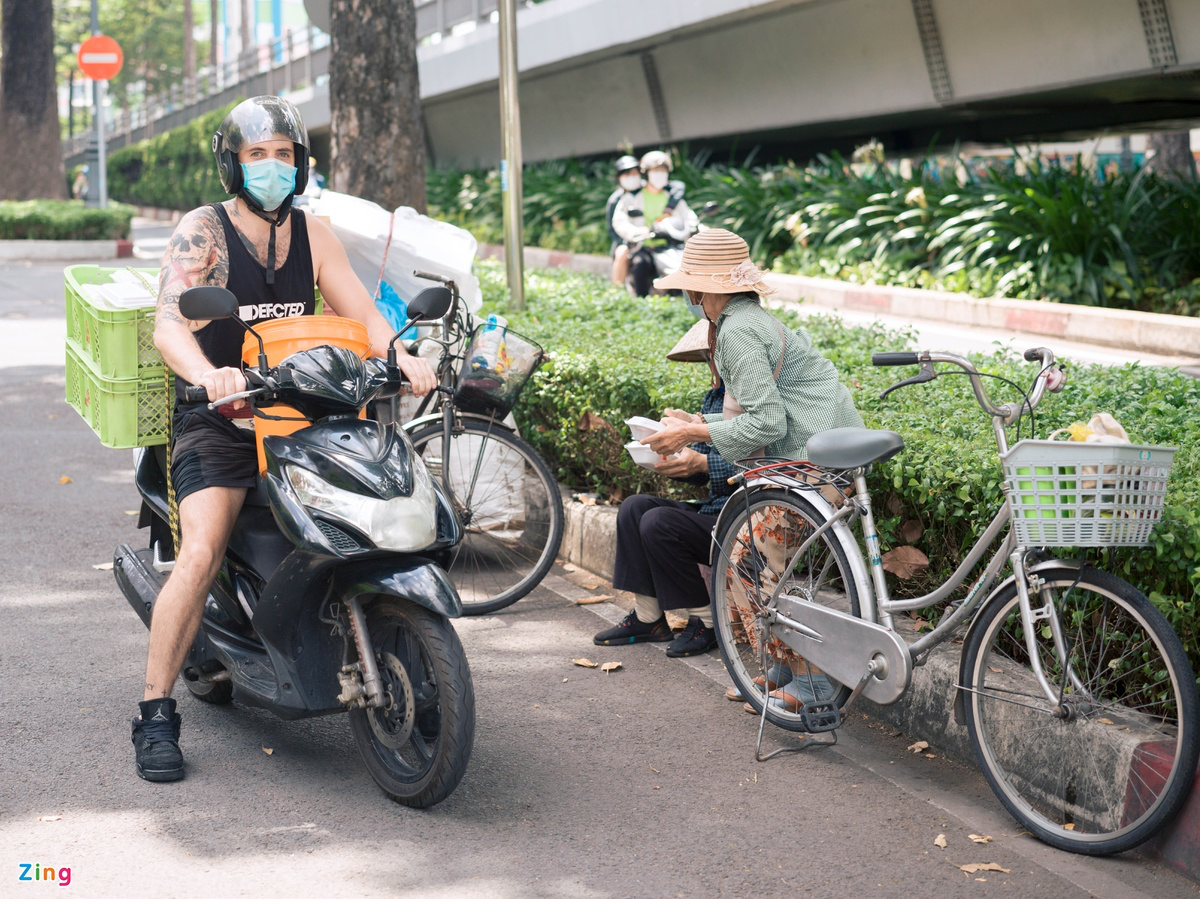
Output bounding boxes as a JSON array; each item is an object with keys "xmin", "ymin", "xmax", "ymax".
[
  {"xmin": 132, "ymin": 95, "xmax": 436, "ymax": 783},
  {"xmin": 610, "ymin": 150, "xmax": 697, "ymax": 297}
]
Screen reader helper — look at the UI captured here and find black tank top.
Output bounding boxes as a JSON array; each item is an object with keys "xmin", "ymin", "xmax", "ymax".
[{"xmin": 190, "ymin": 203, "xmax": 317, "ymax": 373}]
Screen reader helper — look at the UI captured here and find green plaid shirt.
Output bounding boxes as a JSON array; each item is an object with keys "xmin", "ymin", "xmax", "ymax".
[{"xmin": 704, "ymin": 295, "xmax": 863, "ymax": 463}]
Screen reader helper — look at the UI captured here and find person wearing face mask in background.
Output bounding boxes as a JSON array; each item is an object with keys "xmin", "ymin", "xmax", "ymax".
[
  {"xmin": 611, "ymin": 150, "xmax": 696, "ymax": 297},
  {"xmin": 131, "ymin": 95, "xmax": 436, "ymax": 784},
  {"xmin": 607, "ymin": 155, "xmax": 644, "ymax": 287}
]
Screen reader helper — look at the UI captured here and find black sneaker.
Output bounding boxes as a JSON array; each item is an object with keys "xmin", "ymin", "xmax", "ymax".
[
  {"xmin": 665, "ymin": 616, "xmax": 718, "ymax": 657},
  {"xmin": 593, "ymin": 610, "xmax": 673, "ymax": 645},
  {"xmin": 132, "ymin": 698, "xmax": 184, "ymax": 782}
]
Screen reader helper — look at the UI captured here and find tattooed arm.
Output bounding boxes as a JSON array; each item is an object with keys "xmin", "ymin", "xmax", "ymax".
[{"xmin": 154, "ymin": 206, "xmax": 247, "ymax": 406}]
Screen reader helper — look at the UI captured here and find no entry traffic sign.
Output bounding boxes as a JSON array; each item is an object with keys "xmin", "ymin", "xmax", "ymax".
[{"xmin": 78, "ymin": 35, "xmax": 123, "ymax": 81}]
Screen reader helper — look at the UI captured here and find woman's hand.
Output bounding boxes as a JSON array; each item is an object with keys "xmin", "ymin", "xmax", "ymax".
[
  {"xmin": 644, "ymin": 417, "xmax": 704, "ymax": 455},
  {"xmin": 654, "ymin": 447, "xmax": 707, "ymax": 478},
  {"xmin": 662, "ymin": 408, "xmax": 703, "ymax": 425}
]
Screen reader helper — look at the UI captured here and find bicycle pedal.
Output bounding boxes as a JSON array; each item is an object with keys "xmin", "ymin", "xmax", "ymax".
[{"xmin": 801, "ymin": 700, "xmax": 841, "ymax": 733}]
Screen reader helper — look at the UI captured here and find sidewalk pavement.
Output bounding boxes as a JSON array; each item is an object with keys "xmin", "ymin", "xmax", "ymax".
[{"xmin": 556, "ymin": 493, "xmax": 1200, "ymax": 881}]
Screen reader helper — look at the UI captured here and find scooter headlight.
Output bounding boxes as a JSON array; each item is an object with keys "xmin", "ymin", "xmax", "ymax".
[{"xmin": 285, "ymin": 460, "xmax": 438, "ymax": 552}]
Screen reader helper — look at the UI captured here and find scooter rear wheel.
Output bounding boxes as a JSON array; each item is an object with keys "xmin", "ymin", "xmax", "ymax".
[{"xmin": 348, "ymin": 599, "xmax": 475, "ymax": 808}]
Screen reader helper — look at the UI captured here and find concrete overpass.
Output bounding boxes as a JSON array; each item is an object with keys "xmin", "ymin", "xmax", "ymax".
[{"xmin": 69, "ymin": 0, "xmax": 1200, "ymax": 170}]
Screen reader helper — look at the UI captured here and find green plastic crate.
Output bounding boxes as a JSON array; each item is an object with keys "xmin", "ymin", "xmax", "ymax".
[
  {"xmin": 65, "ymin": 340, "xmax": 170, "ymax": 448},
  {"xmin": 65, "ymin": 264, "xmax": 165, "ymax": 381}
]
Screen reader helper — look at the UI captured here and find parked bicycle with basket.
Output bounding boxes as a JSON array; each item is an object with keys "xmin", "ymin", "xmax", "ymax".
[
  {"xmin": 710, "ymin": 346, "xmax": 1198, "ymax": 855},
  {"xmin": 387, "ymin": 271, "xmax": 564, "ymax": 616}
]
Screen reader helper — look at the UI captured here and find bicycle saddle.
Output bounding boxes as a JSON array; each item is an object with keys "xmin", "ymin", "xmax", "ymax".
[{"xmin": 806, "ymin": 427, "xmax": 904, "ymax": 470}]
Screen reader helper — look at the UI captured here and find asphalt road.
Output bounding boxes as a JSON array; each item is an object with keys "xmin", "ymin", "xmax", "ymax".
[{"xmin": 2, "ymin": 249, "xmax": 1199, "ymax": 897}]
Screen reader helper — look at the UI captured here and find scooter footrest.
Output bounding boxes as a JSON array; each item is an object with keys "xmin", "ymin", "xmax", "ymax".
[{"xmin": 801, "ymin": 700, "xmax": 841, "ymax": 733}]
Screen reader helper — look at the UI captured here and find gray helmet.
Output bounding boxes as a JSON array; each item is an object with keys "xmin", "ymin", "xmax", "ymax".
[
  {"xmin": 616, "ymin": 155, "xmax": 640, "ymax": 175},
  {"xmin": 212, "ymin": 96, "xmax": 310, "ymax": 203},
  {"xmin": 639, "ymin": 150, "xmax": 672, "ymax": 173}
]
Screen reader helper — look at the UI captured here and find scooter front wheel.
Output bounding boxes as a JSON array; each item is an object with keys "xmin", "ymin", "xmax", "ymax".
[{"xmin": 349, "ymin": 599, "xmax": 475, "ymax": 808}]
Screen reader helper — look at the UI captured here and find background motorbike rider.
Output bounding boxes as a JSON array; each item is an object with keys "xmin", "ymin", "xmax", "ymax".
[
  {"xmin": 610, "ymin": 150, "xmax": 697, "ymax": 297},
  {"xmin": 132, "ymin": 95, "xmax": 435, "ymax": 783}
]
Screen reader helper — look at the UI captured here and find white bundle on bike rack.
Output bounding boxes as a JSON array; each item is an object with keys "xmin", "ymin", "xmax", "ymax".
[{"xmin": 309, "ymin": 190, "xmax": 483, "ymax": 318}]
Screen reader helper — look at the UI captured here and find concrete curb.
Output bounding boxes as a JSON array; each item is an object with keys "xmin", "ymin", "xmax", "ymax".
[
  {"xmin": 555, "ymin": 496, "xmax": 1200, "ymax": 878},
  {"xmin": 0, "ymin": 239, "xmax": 133, "ymax": 262},
  {"xmin": 480, "ymin": 243, "xmax": 1200, "ymax": 362}
]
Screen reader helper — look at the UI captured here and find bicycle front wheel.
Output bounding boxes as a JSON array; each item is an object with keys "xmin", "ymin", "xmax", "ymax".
[
  {"xmin": 406, "ymin": 417, "xmax": 564, "ymax": 616},
  {"xmin": 963, "ymin": 565, "xmax": 1199, "ymax": 855},
  {"xmin": 711, "ymin": 488, "xmax": 861, "ymax": 733}
]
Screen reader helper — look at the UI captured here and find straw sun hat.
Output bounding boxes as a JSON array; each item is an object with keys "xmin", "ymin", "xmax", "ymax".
[
  {"xmin": 666, "ymin": 319, "xmax": 710, "ymax": 362},
  {"xmin": 654, "ymin": 228, "xmax": 774, "ymax": 297}
]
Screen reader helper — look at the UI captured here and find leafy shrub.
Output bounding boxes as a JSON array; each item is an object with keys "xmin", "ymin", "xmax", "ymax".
[
  {"xmin": 478, "ymin": 260, "xmax": 1200, "ymax": 674},
  {"xmin": 0, "ymin": 199, "xmax": 134, "ymax": 240}
]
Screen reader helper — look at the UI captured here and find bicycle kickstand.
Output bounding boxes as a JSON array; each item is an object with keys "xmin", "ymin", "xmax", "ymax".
[{"xmin": 753, "ymin": 664, "xmax": 878, "ymax": 762}]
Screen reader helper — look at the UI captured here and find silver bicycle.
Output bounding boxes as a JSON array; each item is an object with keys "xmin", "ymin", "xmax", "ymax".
[{"xmin": 710, "ymin": 347, "xmax": 1198, "ymax": 855}]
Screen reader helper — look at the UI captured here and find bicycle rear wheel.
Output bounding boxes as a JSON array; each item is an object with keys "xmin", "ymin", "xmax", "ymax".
[
  {"xmin": 406, "ymin": 417, "xmax": 563, "ymax": 616},
  {"xmin": 962, "ymin": 565, "xmax": 1199, "ymax": 855},
  {"xmin": 711, "ymin": 488, "xmax": 861, "ymax": 732}
]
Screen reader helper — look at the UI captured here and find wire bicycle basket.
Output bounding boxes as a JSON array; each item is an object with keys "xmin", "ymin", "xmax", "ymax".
[
  {"xmin": 1001, "ymin": 439, "xmax": 1174, "ymax": 547},
  {"xmin": 453, "ymin": 322, "xmax": 545, "ymax": 418}
]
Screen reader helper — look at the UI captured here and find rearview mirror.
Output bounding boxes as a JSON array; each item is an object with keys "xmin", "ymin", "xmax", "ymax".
[
  {"xmin": 406, "ymin": 286, "xmax": 453, "ymax": 323},
  {"xmin": 179, "ymin": 286, "xmax": 238, "ymax": 321}
]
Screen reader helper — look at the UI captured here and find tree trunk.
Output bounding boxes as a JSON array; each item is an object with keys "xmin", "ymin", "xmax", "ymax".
[
  {"xmin": 329, "ymin": 0, "xmax": 427, "ymax": 212},
  {"xmin": 1146, "ymin": 131, "xmax": 1196, "ymax": 180},
  {"xmin": 0, "ymin": 0, "xmax": 66, "ymax": 200}
]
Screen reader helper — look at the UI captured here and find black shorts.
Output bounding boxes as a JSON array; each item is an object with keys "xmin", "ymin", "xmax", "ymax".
[{"xmin": 170, "ymin": 403, "xmax": 258, "ymax": 504}]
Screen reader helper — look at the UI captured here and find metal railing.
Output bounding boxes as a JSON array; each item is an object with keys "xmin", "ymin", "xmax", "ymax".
[
  {"xmin": 64, "ymin": 25, "xmax": 330, "ymax": 163},
  {"xmin": 65, "ymin": 0, "xmax": 554, "ymax": 166}
]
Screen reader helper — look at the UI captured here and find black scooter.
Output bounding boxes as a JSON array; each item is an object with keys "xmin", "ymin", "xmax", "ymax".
[{"xmin": 114, "ymin": 284, "xmax": 474, "ymax": 808}]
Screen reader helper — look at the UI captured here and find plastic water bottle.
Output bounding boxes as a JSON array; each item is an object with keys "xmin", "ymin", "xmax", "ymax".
[{"xmin": 471, "ymin": 314, "xmax": 508, "ymax": 373}]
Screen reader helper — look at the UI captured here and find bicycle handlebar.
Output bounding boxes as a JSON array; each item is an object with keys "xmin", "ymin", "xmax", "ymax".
[{"xmin": 874, "ymin": 347, "xmax": 1061, "ymax": 424}]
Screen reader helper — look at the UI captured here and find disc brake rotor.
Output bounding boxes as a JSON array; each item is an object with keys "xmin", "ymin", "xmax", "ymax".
[{"xmin": 368, "ymin": 651, "xmax": 416, "ymax": 750}]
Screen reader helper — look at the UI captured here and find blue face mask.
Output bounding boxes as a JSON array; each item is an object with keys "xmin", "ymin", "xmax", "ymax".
[
  {"xmin": 240, "ymin": 158, "xmax": 297, "ymax": 212},
  {"xmin": 685, "ymin": 291, "xmax": 705, "ymax": 319}
]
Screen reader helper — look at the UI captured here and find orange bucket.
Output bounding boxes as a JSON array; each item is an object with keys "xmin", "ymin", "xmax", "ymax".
[{"xmin": 241, "ymin": 315, "xmax": 371, "ymax": 473}]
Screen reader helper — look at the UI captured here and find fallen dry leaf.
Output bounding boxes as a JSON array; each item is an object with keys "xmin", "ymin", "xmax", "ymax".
[
  {"xmin": 572, "ymin": 658, "xmax": 600, "ymax": 669},
  {"xmin": 579, "ymin": 581, "xmax": 602, "ymax": 590},
  {"xmin": 1063, "ymin": 823, "xmax": 1076, "ymax": 831},
  {"xmin": 261, "ymin": 746, "xmax": 274, "ymax": 756},
  {"xmin": 882, "ymin": 545, "xmax": 930, "ymax": 580},
  {"xmin": 92, "ymin": 562, "xmax": 114, "ymax": 571},
  {"xmin": 968, "ymin": 834, "xmax": 993, "ymax": 844},
  {"xmin": 924, "ymin": 753, "xmax": 937, "ymax": 759},
  {"xmin": 59, "ymin": 476, "xmax": 73, "ymax": 485},
  {"xmin": 907, "ymin": 740, "xmax": 929, "ymax": 753},
  {"xmin": 562, "ymin": 563, "xmax": 578, "ymax": 572},
  {"xmin": 959, "ymin": 863, "xmax": 1009, "ymax": 875},
  {"xmin": 899, "ymin": 519, "xmax": 925, "ymax": 544},
  {"xmin": 124, "ymin": 510, "xmax": 139, "ymax": 516},
  {"xmin": 1097, "ymin": 717, "xmax": 1115, "ymax": 726},
  {"xmin": 577, "ymin": 411, "xmax": 618, "ymax": 436},
  {"xmin": 575, "ymin": 494, "xmax": 598, "ymax": 506},
  {"xmin": 988, "ymin": 666, "xmax": 1004, "ymax": 674},
  {"xmin": 38, "ymin": 815, "xmax": 63, "ymax": 823},
  {"xmin": 601, "ymin": 662, "xmax": 622, "ymax": 674},
  {"xmin": 933, "ymin": 834, "xmax": 947, "ymax": 849},
  {"xmin": 573, "ymin": 594, "xmax": 612, "ymax": 605}
]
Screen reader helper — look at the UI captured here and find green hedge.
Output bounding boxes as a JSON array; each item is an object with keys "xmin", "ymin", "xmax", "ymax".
[
  {"xmin": 477, "ymin": 260, "xmax": 1200, "ymax": 671},
  {"xmin": 0, "ymin": 199, "xmax": 134, "ymax": 240},
  {"xmin": 106, "ymin": 104, "xmax": 236, "ymax": 211}
]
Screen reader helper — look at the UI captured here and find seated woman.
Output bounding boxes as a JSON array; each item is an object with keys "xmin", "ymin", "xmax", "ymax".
[{"xmin": 594, "ymin": 228, "xmax": 863, "ymax": 667}]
